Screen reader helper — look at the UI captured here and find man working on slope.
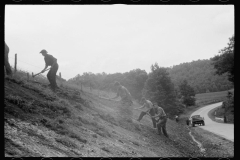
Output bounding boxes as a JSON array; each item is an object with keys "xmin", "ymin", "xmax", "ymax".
[
  {"xmin": 5, "ymin": 42, "xmax": 12, "ymax": 77},
  {"xmin": 111, "ymin": 81, "xmax": 133, "ymax": 106},
  {"xmin": 111, "ymin": 81, "xmax": 133, "ymax": 119},
  {"xmin": 151, "ymin": 102, "xmax": 169, "ymax": 138},
  {"xmin": 39, "ymin": 49, "xmax": 59, "ymax": 90},
  {"xmin": 134, "ymin": 97, "xmax": 156, "ymax": 128}
]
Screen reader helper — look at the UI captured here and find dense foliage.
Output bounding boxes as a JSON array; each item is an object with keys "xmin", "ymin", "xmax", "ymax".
[
  {"xmin": 178, "ymin": 80, "xmax": 196, "ymax": 107},
  {"xmin": 142, "ymin": 63, "xmax": 183, "ymax": 116},
  {"xmin": 68, "ymin": 59, "xmax": 233, "ymax": 103},
  {"xmin": 68, "ymin": 69, "xmax": 148, "ymax": 100},
  {"xmin": 211, "ymin": 35, "xmax": 234, "ymax": 84},
  {"xmin": 167, "ymin": 59, "xmax": 233, "ymax": 94}
]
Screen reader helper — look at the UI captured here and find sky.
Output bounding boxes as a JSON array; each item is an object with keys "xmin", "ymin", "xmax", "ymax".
[{"xmin": 5, "ymin": 5, "xmax": 234, "ymax": 80}]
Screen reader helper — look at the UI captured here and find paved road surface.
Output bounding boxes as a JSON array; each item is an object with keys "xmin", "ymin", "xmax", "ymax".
[{"xmin": 190, "ymin": 102, "xmax": 234, "ymax": 142}]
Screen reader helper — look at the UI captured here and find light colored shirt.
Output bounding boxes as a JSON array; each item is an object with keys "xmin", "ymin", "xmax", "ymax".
[{"xmin": 141, "ymin": 100, "xmax": 153, "ymax": 112}]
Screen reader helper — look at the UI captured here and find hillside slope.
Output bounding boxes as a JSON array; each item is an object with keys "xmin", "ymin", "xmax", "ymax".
[
  {"xmin": 168, "ymin": 59, "xmax": 233, "ymax": 93},
  {"xmin": 4, "ymin": 77, "xmax": 233, "ymax": 157}
]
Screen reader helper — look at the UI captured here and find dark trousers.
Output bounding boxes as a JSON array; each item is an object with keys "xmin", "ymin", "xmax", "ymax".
[
  {"xmin": 120, "ymin": 96, "xmax": 133, "ymax": 118},
  {"xmin": 121, "ymin": 96, "xmax": 133, "ymax": 106},
  {"xmin": 175, "ymin": 118, "xmax": 179, "ymax": 122},
  {"xmin": 156, "ymin": 116, "xmax": 168, "ymax": 138},
  {"xmin": 47, "ymin": 63, "xmax": 59, "ymax": 89},
  {"xmin": 137, "ymin": 108, "xmax": 156, "ymax": 128},
  {"xmin": 4, "ymin": 49, "xmax": 12, "ymax": 76}
]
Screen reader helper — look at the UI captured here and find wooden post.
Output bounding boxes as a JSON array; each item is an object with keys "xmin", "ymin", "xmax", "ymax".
[
  {"xmin": 32, "ymin": 72, "xmax": 34, "ymax": 78},
  {"xmin": 14, "ymin": 53, "xmax": 17, "ymax": 73},
  {"xmin": 27, "ymin": 72, "xmax": 29, "ymax": 81},
  {"xmin": 59, "ymin": 72, "xmax": 61, "ymax": 78}
]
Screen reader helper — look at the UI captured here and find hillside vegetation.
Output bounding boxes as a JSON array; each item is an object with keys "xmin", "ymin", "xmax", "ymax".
[
  {"xmin": 68, "ymin": 59, "xmax": 233, "ymax": 97},
  {"xmin": 168, "ymin": 59, "xmax": 233, "ymax": 94},
  {"xmin": 195, "ymin": 89, "xmax": 233, "ymax": 106},
  {"xmin": 4, "ymin": 72, "xmax": 233, "ymax": 157}
]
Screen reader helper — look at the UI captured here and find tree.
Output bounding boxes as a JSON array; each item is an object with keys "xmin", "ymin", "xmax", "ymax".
[
  {"xmin": 212, "ymin": 35, "xmax": 234, "ymax": 84},
  {"xmin": 142, "ymin": 63, "xmax": 180, "ymax": 116},
  {"xmin": 124, "ymin": 69, "xmax": 148, "ymax": 100},
  {"xmin": 167, "ymin": 59, "xmax": 233, "ymax": 94},
  {"xmin": 179, "ymin": 79, "xmax": 196, "ymax": 107}
]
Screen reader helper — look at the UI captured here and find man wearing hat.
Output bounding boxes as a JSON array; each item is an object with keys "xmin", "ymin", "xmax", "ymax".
[
  {"xmin": 111, "ymin": 81, "xmax": 133, "ymax": 119},
  {"xmin": 111, "ymin": 81, "xmax": 133, "ymax": 106},
  {"xmin": 151, "ymin": 102, "xmax": 169, "ymax": 138},
  {"xmin": 39, "ymin": 49, "xmax": 59, "ymax": 90}
]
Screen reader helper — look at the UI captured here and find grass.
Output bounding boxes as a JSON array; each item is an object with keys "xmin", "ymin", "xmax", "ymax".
[
  {"xmin": 5, "ymin": 138, "xmax": 41, "ymax": 157},
  {"xmin": 208, "ymin": 105, "xmax": 234, "ymax": 124},
  {"xmin": 55, "ymin": 137, "xmax": 78, "ymax": 149},
  {"xmin": 11, "ymin": 68, "xmax": 49, "ymax": 84},
  {"xmin": 77, "ymin": 116, "xmax": 112, "ymax": 138},
  {"xmin": 97, "ymin": 113, "xmax": 119, "ymax": 126},
  {"xmin": 195, "ymin": 89, "xmax": 233, "ymax": 106},
  {"xmin": 5, "ymin": 69, "xmax": 234, "ymax": 157},
  {"xmin": 5, "ymin": 93, "xmax": 71, "ymax": 120},
  {"xmin": 68, "ymin": 131, "xmax": 87, "ymax": 144}
]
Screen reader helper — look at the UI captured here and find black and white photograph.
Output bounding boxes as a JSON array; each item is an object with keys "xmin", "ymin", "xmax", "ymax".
[{"xmin": 5, "ymin": 4, "xmax": 234, "ymax": 158}]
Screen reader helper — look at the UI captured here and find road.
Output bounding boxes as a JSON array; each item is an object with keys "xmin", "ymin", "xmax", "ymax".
[{"xmin": 190, "ymin": 102, "xmax": 234, "ymax": 142}]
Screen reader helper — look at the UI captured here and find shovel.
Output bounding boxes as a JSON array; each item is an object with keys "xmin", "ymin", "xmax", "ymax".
[{"xmin": 32, "ymin": 68, "xmax": 51, "ymax": 78}]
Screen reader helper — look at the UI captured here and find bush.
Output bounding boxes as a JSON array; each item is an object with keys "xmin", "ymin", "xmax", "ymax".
[{"xmin": 183, "ymin": 96, "xmax": 196, "ymax": 106}]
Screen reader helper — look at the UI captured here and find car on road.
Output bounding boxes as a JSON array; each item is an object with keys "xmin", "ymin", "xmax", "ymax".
[{"xmin": 190, "ymin": 115, "xmax": 205, "ymax": 127}]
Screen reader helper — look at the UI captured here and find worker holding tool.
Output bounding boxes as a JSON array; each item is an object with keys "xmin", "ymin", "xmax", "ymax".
[
  {"xmin": 39, "ymin": 49, "xmax": 59, "ymax": 90},
  {"xmin": 151, "ymin": 102, "xmax": 169, "ymax": 138},
  {"xmin": 111, "ymin": 81, "xmax": 133, "ymax": 106},
  {"xmin": 111, "ymin": 81, "xmax": 133, "ymax": 119},
  {"xmin": 4, "ymin": 42, "xmax": 12, "ymax": 77},
  {"xmin": 134, "ymin": 97, "xmax": 156, "ymax": 128}
]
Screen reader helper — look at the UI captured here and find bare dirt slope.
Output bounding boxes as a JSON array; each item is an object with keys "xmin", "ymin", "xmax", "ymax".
[{"xmin": 4, "ymin": 77, "xmax": 233, "ymax": 157}]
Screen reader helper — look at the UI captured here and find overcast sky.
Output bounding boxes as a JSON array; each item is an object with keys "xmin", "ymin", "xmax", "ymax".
[{"xmin": 5, "ymin": 5, "xmax": 234, "ymax": 80}]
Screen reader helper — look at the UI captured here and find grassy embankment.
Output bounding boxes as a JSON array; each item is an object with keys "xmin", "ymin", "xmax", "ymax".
[
  {"xmin": 4, "ymin": 69, "xmax": 234, "ymax": 157},
  {"xmin": 5, "ymin": 70, "xmax": 202, "ymax": 157}
]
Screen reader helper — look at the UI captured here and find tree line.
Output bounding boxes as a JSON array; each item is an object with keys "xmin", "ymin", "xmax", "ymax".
[{"xmin": 68, "ymin": 35, "xmax": 234, "ymax": 117}]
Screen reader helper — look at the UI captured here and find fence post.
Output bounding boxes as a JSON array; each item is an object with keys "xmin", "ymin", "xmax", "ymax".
[
  {"xmin": 14, "ymin": 53, "xmax": 17, "ymax": 73},
  {"xmin": 59, "ymin": 72, "xmax": 61, "ymax": 78},
  {"xmin": 32, "ymin": 72, "xmax": 34, "ymax": 79},
  {"xmin": 27, "ymin": 72, "xmax": 29, "ymax": 81}
]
